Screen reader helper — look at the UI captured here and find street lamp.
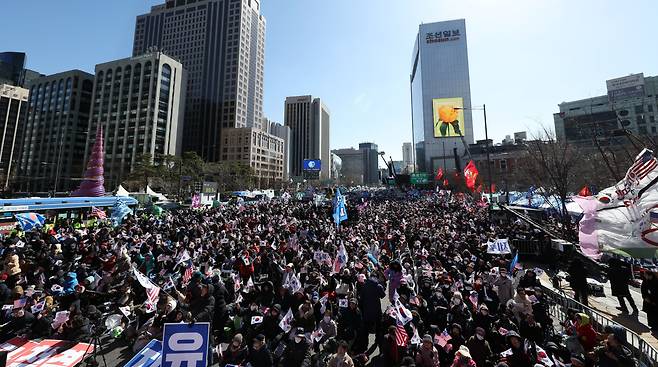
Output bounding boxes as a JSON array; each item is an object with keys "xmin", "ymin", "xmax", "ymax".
[{"xmin": 455, "ymin": 104, "xmax": 493, "ymax": 205}]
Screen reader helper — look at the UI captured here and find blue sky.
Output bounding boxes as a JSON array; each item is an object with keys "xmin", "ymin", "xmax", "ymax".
[{"xmin": 4, "ymin": 0, "xmax": 657, "ymax": 161}]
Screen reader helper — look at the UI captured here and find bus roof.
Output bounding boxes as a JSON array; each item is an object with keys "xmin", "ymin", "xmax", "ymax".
[{"xmin": 0, "ymin": 196, "xmax": 138, "ymax": 213}]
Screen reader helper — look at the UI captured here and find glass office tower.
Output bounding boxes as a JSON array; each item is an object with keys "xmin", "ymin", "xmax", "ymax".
[{"xmin": 410, "ymin": 19, "xmax": 473, "ymax": 173}]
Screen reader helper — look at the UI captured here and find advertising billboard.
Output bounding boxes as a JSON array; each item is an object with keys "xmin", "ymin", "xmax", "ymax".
[
  {"xmin": 606, "ymin": 73, "xmax": 644, "ymax": 102},
  {"xmin": 303, "ymin": 159, "xmax": 321, "ymax": 171},
  {"xmin": 433, "ymin": 97, "xmax": 465, "ymax": 138}
]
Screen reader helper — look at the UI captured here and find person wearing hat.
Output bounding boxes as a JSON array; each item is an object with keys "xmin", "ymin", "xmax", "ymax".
[
  {"xmin": 451, "ymin": 345, "xmax": 476, "ymax": 367},
  {"xmin": 501, "ymin": 331, "xmax": 532, "ymax": 367},
  {"xmin": 280, "ymin": 327, "xmax": 312, "ymax": 367},
  {"xmin": 328, "ymin": 340, "xmax": 355, "ymax": 367},
  {"xmin": 465, "ymin": 326, "xmax": 492, "ymax": 367},
  {"xmin": 415, "ymin": 334, "xmax": 440, "ymax": 367},
  {"xmin": 247, "ymin": 334, "xmax": 273, "ymax": 367},
  {"xmin": 222, "ymin": 333, "xmax": 248, "ymax": 366}
]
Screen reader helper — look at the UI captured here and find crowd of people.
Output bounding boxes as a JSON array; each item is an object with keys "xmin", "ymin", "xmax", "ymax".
[{"xmin": 0, "ymin": 188, "xmax": 654, "ymax": 367}]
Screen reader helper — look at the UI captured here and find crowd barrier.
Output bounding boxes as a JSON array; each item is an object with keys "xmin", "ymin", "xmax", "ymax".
[
  {"xmin": 541, "ymin": 285, "xmax": 658, "ymax": 367},
  {"xmin": 512, "ymin": 239, "xmax": 544, "ymax": 257}
]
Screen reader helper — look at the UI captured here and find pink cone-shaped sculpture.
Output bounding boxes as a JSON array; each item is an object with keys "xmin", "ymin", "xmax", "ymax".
[{"xmin": 71, "ymin": 124, "xmax": 105, "ymax": 197}]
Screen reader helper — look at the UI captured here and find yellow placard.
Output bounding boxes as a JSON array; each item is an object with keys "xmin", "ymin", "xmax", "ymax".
[{"xmin": 433, "ymin": 97, "xmax": 465, "ymax": 138}]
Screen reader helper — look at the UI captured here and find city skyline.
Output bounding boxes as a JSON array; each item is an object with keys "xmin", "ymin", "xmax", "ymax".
[{"xmin": 4, "ymin": 0, "xmax": 658, "ymax": 162}]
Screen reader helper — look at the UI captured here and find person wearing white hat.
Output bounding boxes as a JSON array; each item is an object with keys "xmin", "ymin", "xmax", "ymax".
[{"xmin": 451, "ymin": 345, "xmax": 476, "ymax": 367}]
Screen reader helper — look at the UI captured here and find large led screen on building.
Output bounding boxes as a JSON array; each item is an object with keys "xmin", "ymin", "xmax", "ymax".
[{"xmin": 433, "ymin": 97, "xmax": 465, "ymax": 138}]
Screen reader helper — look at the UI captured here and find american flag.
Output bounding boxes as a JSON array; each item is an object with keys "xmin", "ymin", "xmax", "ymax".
[
  {"xmin": 395, "ymin": 322, "xmax": 408, "ymax": 347},
  {"xmin": 629, "ymin": 149, "xmax": 657, "ymax": 180},
  {"xmin": 90, "ymin": 206, "xmax": 106, "ymax": 219},
  {"xmin": 146, "ymin": 285, "xmax": 160, "ymax": 304},
  {"xmin": 182, "ymin": 260, "xmax": 194, "ymax": 284}
]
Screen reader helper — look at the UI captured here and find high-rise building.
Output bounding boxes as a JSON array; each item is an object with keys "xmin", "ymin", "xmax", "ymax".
[
  {"xmin": 284, "ymin": 95, "xmax": 330, "ymax": 180},
  {"xmin": 85, "ymin": 51, "xmax": 186, "ymax": 189},
  {"xmin": 0, "ymin": 84, "xmax": 29, "ymax": 190},
  {"xmin": 402, "ymin": 142, "xmax": 413, "ymax": 172},
  {"xmin": 332, "ymin": 143, "xmax": 379, "ymax": 185},
  {"xmin": 0, "ymin": 52, "xmax": 26, "ymax": 86},
  {"xmin": 265, "ymin": 118, "xmax": 290, "ymax": 180},
  {"xmin": 410, "ymin": 19, "xmax": 473, "ymax": 173},
  {"xmin": 554, "ymin": 73, "xmax": 658, "ymax": 145},
  {"xmin": 221, "ymin": 127, "xmax": 284, "ymax": 187},
  {"xmin": 19, "ymin": 70, "xmax": 94, "ymax": 193},
  {"xmin": 0, "ymin": 52, "xmax": 43, "ymax": 88},
  {"xmin": 133, "ymin": 0, "xmax": 266, "ymax": 161}
]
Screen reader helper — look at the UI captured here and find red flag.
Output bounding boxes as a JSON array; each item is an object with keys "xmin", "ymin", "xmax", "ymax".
[
  {"xmin": 443, "ymin": 179, "xmax": 449, "ymax": 187},
  {"xmin": 476, "ymin": 184, "xmax": 482, "ymax": 193},
  {"xmin": 578, "ymin": 185, "xmax": 591, "ymax": 196},
  {"xmin": 463, "ymin": 160, "xmax": 479, "ymax": 191},
  {"xmin": 435, "ymin": 167, "xmax": 444, "ymax": 181}
]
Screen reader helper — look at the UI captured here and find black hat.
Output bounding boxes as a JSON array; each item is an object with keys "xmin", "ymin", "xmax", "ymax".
[{"xmin": 254, "ymin": 334, "xmax": 265, "ymax": 342}]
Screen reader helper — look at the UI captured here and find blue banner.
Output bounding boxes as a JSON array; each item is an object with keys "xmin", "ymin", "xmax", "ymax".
[
  {"xmin": 162, "ymin": 322, "xmax": 210, "ymax": 367},
  {"xmin": 333, "ymin": 189, "xmax": 348, "ymax": 226},
  {"xmin": 124, "ymin": 339, "xmax": 162, "ymax": 367}
]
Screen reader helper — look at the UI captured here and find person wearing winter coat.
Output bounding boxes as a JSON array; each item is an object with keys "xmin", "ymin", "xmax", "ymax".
[
  {"xmin": 465, "ymin": 327, "xmax": 492, "ymax": 367},
  {"xmin": 451, "ymin": 345, "xmax": 477, "ymax": 367},
  {"xmin": 607, "ymin": 258, "xmax": 638, "ymax": 314},
  {"xmin": 493, "ymin": 269, "xmax": 514, "ymax": 308},
  {"xmin": 223, "ymin": 333, "xmax": 249, "ymax": 366},
  {"xmin": 500, "ymin": 331, "xmax": 532, "ymax": 367},
  {"xmin": 328, "ymin": 341, "xmax": 355, "ymax": 367},
  {"xmin": 641, "ymin": 270, "xmax": 658, "ymax": 332},
  {"xmin": 280, "ymin": 328, "xmax": 312, "ymax": 367},
  {"xmin": 511, "ymin": 288, "xmax": 533, "ymax": 322},
  {"xmin": 568, "ymin": 258, "xmax": 588, "ymax": 306},
  {"xmin": 247, "ymin": 334, "xmax": 274, "ymax": 367},
  {"xmin": 360, "ymin": 273, "xmax": 386, "ymax": 336},
  {"xmin": 415, "ymin": 335, "xmax": 440, "ymax": 367},
  {"xmin": 594, "ymin": 332, "xmax": 637, "ymax": 367}
]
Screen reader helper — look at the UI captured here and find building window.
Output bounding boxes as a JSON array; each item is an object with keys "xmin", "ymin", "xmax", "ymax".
[
  {"xmin": 648, "ymin": 104, "xmax": 654, "ymax": 112},
  {"xmin": 638, "ymin": 115, "xmax": 647, "ymax": 125},
  {"xmin": 635, "ymin": 105, "xmax": 644, "ymax": 114}
]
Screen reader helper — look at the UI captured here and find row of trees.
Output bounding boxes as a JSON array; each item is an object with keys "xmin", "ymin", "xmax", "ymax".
[
  {"xmin": 123, "ymin": 152, "xmax": 258, "ymax": 198},
  {"xmin": 486, "ymin": 127, "xmax": 656, "ymax": 231}
]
